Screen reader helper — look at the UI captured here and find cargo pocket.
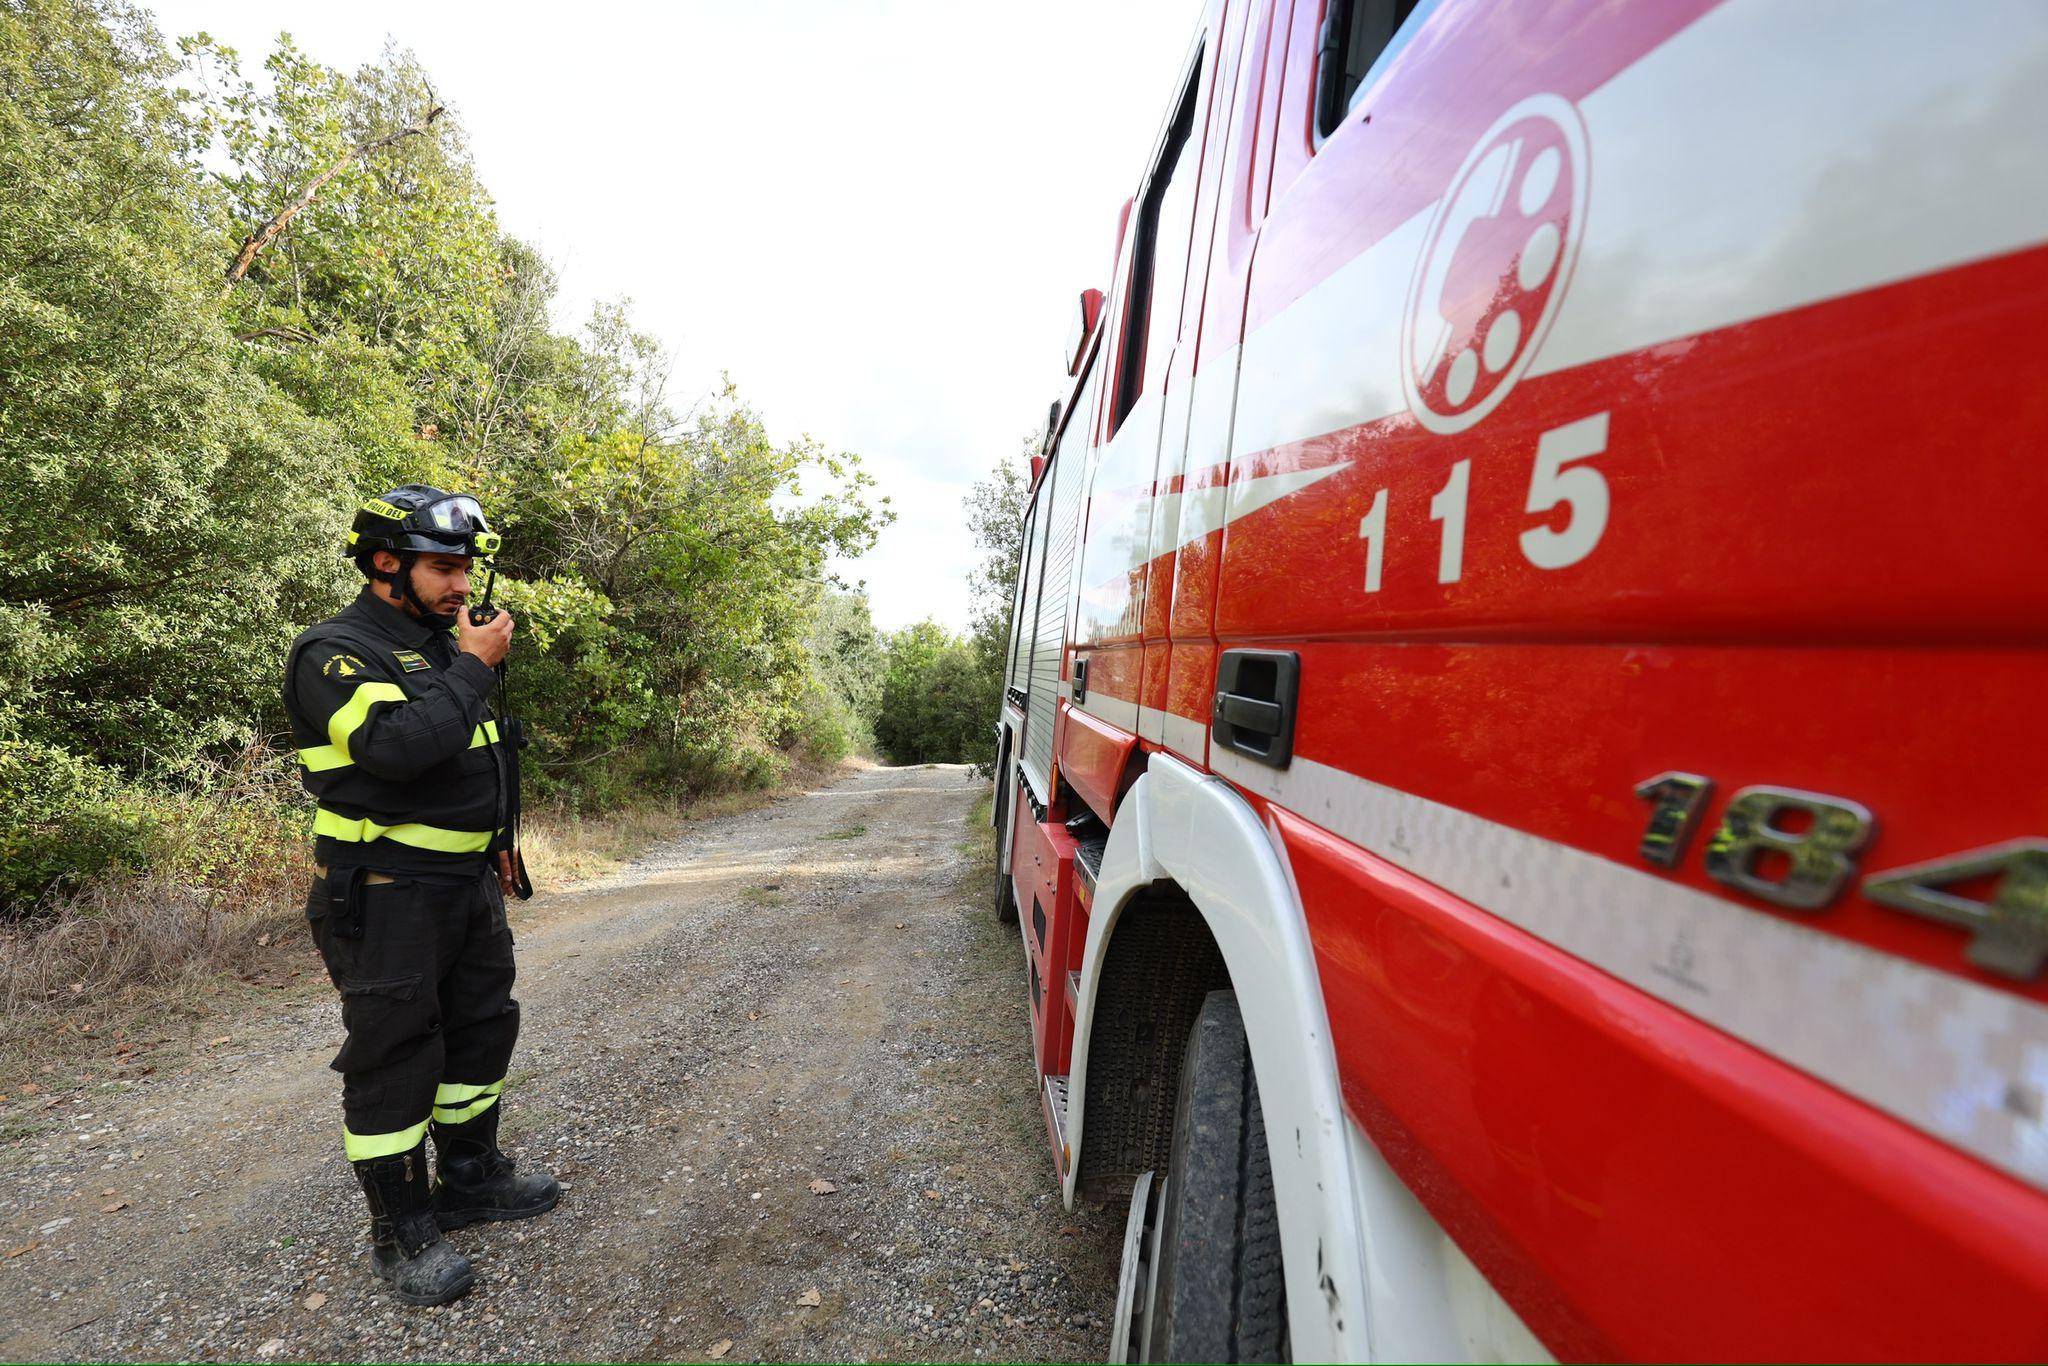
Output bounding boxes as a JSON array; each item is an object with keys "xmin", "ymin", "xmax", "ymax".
[
  {"xmin": 352, "ymin": 875, "xmax": 431, "ymax": 969},
  {"xmin": 304, "ymin": 875, "xmax": 351, "ymax": 988},
  {"xmin": 484, "ymin": 875, "xmax": 511, "ymax": 942},
  {"xmin": 341, "ymin": 973, "xmax": 423, "ymax": 1002},
  {"xmin": 331, "ymin": 971, "xmax": 434, "ymax": 1075}
]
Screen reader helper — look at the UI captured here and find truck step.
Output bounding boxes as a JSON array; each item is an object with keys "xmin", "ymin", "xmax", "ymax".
[
  {"xmin": 1073, "ymin": 833, "xmax": 1107, "ymax": 897},
  {"xmin": 1044, "ymin": 1073, "xmax": 1072, "ymax": 1174}
]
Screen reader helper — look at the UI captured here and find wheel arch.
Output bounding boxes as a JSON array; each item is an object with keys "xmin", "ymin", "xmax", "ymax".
[
  {"xmin": 1065, "ymin": 751, "xmax": 1370, "ymax": 1362},
  {"xmin": 993, "ymin": 707, "xmax": 1023, "ymax": 875}
]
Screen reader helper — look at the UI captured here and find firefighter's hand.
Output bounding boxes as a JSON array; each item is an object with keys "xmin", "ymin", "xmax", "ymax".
[
  {"xmin": 496, "ymin": 850, "xmax": 518, "ymax": 896},
  {"xmin": 458, "ymin": 608, "xmax": 514, "ymax": 667}
]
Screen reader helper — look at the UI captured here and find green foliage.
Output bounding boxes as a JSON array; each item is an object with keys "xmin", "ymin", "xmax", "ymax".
[
  {"xmin": 965, "ymin": 444, "xmax": 1031, "ymax": 647},
  {"xmin": 804, "ymin": 590, "xmax": 885, "ymax": 758},
  {"xmin": 0, "ymin": 0, "xmax": 352, "ymax": 906},
  {"xmin": 869, "ymin": 448, "xmax": 1029, "ymax": 771},
  {"xmin": 0, "ymin": 1, "xmax": 892, "ymax": 912},
  {"xmin": 0, "ymin": 736, "xmax": 153, "ymax": 908},
  {"xmin": 958, "ymin": 446, "xmax": 1033, "ymax": 772},
  {"xmin": 873, "ymin": 621, "xmax": 994, "ymax": 766},
  {"xmin": 501, "ymin": 399, "xmax": 886, "ymax": 787}
]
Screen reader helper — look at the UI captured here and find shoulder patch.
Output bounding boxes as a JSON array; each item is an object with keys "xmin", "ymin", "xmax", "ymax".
[
  {"xmin": 321, "ymin": 653, "xmax": 368, "ymax": 679},
  {"xmin": 392, "ymin": 649, "xmax": 433, "ymax": 673}
]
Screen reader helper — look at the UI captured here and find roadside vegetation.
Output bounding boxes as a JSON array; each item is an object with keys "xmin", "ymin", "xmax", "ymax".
[
  {"xmin": 871, "ymin": 445, "xmax": 1028, "ymax": 770},
  {"xmin": 0, "ymin": 0, "xmax": 1043, "ymax": 1048},
  {"xmin": 2, "ymin": 0, "xmax": 907, "ymax": 1006}
]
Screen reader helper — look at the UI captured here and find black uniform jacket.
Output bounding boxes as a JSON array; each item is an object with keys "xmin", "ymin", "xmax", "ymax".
[{"xmin": 284, "ymin": 588, "xmax": 507, "ymax": 876}]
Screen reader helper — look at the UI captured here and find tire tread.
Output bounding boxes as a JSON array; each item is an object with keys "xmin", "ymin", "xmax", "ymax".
[{"xmin": 1145, "ymin": 991, "xmax": 1288, "ymax": 1363}]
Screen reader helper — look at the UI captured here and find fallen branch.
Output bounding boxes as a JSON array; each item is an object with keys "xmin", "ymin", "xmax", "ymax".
[{"xmin": 220, "ymin": 104, "xmax": 446, "ymax": 296}]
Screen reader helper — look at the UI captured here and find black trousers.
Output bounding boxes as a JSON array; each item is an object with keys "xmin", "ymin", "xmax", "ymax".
[{"xmin": 307, "ymin": 865, "xmax": 520, "ymax": 1160}]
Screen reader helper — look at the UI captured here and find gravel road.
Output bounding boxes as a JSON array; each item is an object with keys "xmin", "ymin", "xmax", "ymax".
[{"xmin": 0, "ymin": 762, "xmax": 1123, "ymax": 1363}]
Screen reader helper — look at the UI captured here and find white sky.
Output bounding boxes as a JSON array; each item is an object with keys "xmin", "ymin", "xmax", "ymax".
[{"xmin": 149, "ymin": 0, "xmax": 1197, "ymax": 631}]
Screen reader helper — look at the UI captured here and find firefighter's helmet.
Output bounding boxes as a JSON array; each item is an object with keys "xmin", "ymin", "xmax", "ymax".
[{"xmin": 347, "ymin": 485, "xmax": 501, "ymax": 561}]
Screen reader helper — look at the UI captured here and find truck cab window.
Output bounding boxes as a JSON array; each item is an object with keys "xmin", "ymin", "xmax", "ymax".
[
  {"xmin": 1109, "ymin": 52, "xmax": 1203, "ymax": 439},
  {"xmin": 1316, "ymin": 0, "xmax": 1428, "ymax": 138},
  {"xmin": 1011, "ymin": 494, "xmax": 1047, "ymax": 689},
  {"xmin": 1007, "ymin": 502, "xmax": 1039, "ymax": 689}
]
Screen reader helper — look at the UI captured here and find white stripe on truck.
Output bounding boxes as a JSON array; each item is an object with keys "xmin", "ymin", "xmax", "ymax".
[{"xmin": 1208, "ymin": 743, "xmax": 2048, "ymax": 1194}]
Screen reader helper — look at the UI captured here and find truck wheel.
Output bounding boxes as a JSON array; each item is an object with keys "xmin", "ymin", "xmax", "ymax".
[
  {"xmin": 994, "ymin": 862, "xmax": 1020, "ymax": 926},
  {"xmin": 992, "ymin": 766, "xmax": 1020, "ymax": 927},
  {"xmin": 1142, "ymin": 990, "xmax": 1287, "ymax": 1363}
]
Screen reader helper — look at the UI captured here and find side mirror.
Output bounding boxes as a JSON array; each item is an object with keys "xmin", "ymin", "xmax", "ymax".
[{"xmin": 1066, "ymin": 288, "xmax": 1104, "ymax": 377}]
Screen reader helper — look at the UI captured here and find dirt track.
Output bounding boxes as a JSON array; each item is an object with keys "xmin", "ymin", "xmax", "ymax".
[{"xmin": 0, "ymin": 763, "xmax": 1122, "ymax": 1363}]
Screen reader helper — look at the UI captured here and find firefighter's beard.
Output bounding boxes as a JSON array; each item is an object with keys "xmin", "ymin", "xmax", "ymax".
[{"xmin": 399, "ymin": 564, "xmax": 461, "ymax": 630}]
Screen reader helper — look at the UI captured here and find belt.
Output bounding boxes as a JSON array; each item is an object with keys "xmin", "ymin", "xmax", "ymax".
[{"xmin": 313, "ymin": 863, "xmax": 397, "ymax": 885}]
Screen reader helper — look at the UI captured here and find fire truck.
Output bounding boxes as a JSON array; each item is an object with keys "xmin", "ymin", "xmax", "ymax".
[{"xmin": 989, "ymin": 0, "xmax": 2048, "ymax": 1359}]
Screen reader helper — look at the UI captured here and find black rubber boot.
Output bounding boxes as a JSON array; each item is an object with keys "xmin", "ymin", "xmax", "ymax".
[
  {"xmin": 431, "ymin": 1103, "xmax": 560, "ymax": 1231},
  {"xmin": 353, "ymin": 1142, "xmax": 476, "ymax": 1306}
]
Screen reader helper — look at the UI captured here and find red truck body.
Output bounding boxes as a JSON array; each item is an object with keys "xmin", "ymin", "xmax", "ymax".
[{"xmin": 993, "ymin": 0, "xmax": 2048, "ymax": 1359}]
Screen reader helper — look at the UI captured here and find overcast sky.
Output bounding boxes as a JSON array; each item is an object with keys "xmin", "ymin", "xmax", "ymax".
[{"xmin": 150, "ymin": 0, "xmax": 1196, "ymax": 630}]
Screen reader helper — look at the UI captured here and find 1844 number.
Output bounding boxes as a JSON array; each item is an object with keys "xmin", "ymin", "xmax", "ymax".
[{"xmin": 1633, "ymin": 772, "xmax": 2048, "ymax": 981}]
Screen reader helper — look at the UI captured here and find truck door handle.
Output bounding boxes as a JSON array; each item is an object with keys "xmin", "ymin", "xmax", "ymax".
[
  {"xmin": 1217, "ymin": 693, "xmax": 1282, "ymax": 735},
  {"xmin": 1212, "ymin": 649, "xmax": 1299, "ymax": 769}
]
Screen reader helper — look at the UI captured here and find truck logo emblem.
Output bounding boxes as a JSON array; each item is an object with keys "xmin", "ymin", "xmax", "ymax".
[{"xmin": 1403, "ymin": 93, "xmax": 1589, "ymax": 435}]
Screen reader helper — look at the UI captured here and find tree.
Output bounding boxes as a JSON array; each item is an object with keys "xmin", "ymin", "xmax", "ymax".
[
  {"xmin": 955, "ymin": 443, "xmax": 1033, "ymax": 771},
  {"xmin": 965, "ymin": 441, "xmax": 1032, "ymax": 650},
  {"xmin": 874, "ymin": 622, "xmax": 988, "ymax": 766},
  {"xmin": 0, "ymin": 0, "xmax": 354, "ymax": 774},
  {"xmin": 0, "ymin": 0, "xmax": 353, "ymax": 903},
  {"xmin": 0, "ymin": 5, "xmax": 896, "ymax": 910},
  {"xmin": 804, "ymin": 590, "xmax": 885, "ymax": 756}
]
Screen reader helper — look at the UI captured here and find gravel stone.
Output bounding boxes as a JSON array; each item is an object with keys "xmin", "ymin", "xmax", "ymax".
[{"xmin": 0, "ymin": 763, "xmax": 1123, "ymax": 1362}]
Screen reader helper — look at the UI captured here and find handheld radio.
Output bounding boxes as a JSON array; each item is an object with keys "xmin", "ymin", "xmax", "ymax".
[
  {"xmin": 467, "ymin": 565, "xmax": 499, "ymax": 626},
  {"xmin": 464, "ymin": 563, "xmax": 533, "ymax": 899}
]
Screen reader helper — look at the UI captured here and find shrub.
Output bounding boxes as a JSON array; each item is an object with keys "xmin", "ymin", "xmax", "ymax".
[{"xmin": 874, "ymin": 621, "xmax": 995, "ymax": 766}]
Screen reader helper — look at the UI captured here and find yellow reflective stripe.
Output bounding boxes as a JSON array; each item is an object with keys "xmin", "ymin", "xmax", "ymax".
[
  {"xmin": 434, "ymin": 1094, "xmax": 500, "ymax": 1124},
  {"xmin": 343, "ymin": 1117, "xmax": 429, "ymax": 1161},
  {"xmin": 326, "ymin": 682, "xmax": 407, "ymax": 756},
  {"xmin": 297, "ymin": 743, "xmax": 351, "ymax": 772},
  {"xmin": 302, "ymin": 703, "xmax": 494, "ymax": 773},
  {"xmin": 313, "ymin": 808, "xmax": 493, "ymax": 853},
  {"xmin": 434, "ymin": 1079, "xmax": 502, "ymax": 1106},
  {"xmin": 432, "ymin": 1078, "xmax": 504, "ymax": 1125}
]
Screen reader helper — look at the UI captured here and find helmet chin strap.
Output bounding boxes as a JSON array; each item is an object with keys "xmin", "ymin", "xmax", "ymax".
[{"xmin": 377, "ymin": 552, "xmax": 458, "ymax": 629}]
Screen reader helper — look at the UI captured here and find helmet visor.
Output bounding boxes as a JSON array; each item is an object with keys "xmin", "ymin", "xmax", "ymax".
[
  {"xmin": 415, "ymin": 495, "xmax": 498, "ymax": 555},
  {"xmin": 422, "ymin": 495, "xmax": 489, "ymax": 536}
]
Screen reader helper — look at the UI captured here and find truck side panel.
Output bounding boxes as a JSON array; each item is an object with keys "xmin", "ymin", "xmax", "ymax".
[{"xmin": 1208, "ymin": 0, "xmax": 2048, "ymax": 1354}]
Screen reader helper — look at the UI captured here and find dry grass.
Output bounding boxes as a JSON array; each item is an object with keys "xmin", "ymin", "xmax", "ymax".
[
  {"xmin": 518, "ymin": 804, "xmax": 688, "ymax": 885},
  {"xmin": 960, "ymin": 788, "xmax": 996, "ymax": 869},
  {"xmin": 0, "ymin": 873, "xmax": 310, "ymax": 1096},
  {"xmin": 0, "ymin": 882, "xmax": 300, "ymax": 1018},
  {"xmin": 0, "ymin": 747, "xmax": 316, "ymax": 1085}
]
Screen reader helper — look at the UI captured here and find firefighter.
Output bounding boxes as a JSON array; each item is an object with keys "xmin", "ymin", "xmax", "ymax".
[{"xmin": 283, "ymin": 485, "xmax": 558, "ymax": 1306}]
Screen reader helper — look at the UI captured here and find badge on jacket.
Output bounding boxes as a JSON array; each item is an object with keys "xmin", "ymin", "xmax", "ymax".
[
  {"xmin": 392, "ymin": 650, "xmax": 432, "ymax": 673},
  {"xmin": 322, "ymin": 653, "xmax": 367, "ymax": 678}
]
